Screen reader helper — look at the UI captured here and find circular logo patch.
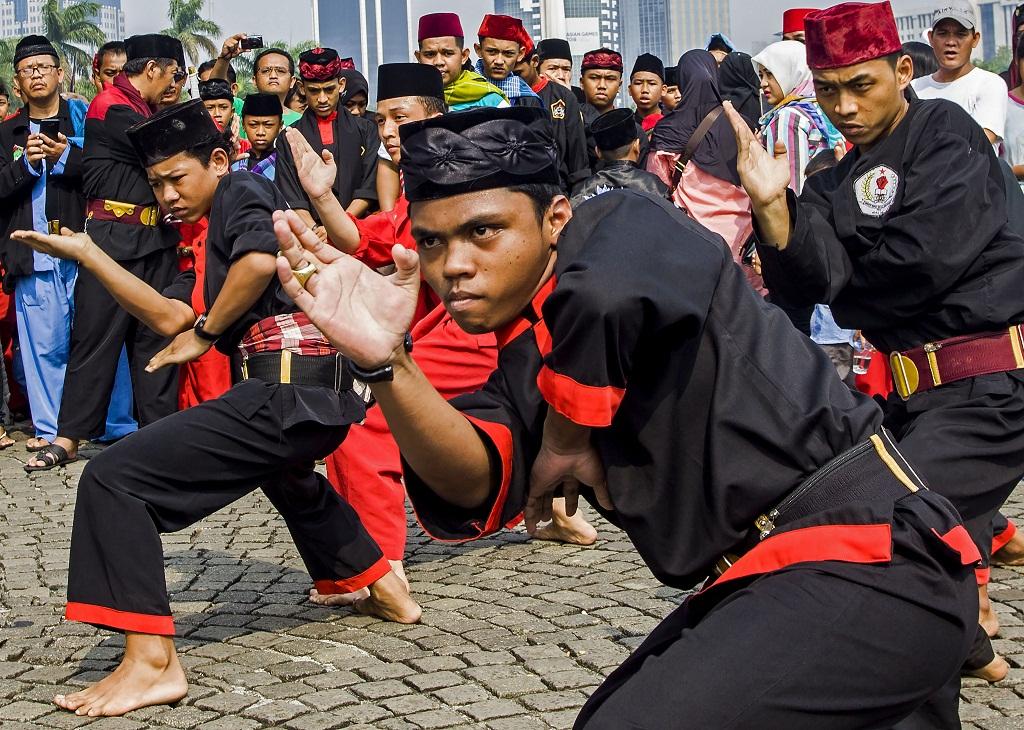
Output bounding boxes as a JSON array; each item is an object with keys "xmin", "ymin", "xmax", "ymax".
[{"xmin": 854, "ymin": 164, "xmax": 899, "ymax": 217}]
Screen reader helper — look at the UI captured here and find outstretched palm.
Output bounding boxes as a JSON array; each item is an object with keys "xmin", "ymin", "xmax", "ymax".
[
  {"xmin": 286, "ymin": 128, "xmax": 337, "ymax": 201},
  {"xmin": 275, "ymin": 210, "xmax": 419, "ymax": 367},
  {"xmin": 724, "ymin": 101, "xmax": 791, "ymax": 208}
]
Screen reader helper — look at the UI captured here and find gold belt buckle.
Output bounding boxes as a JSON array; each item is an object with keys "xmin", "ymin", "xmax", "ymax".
[
  {"xmin": 889, "ymin": 351, "xmax": 920, "ymax": 401},
  {"xmin": 140, "ymin": 206, "xmax": 157, "ymax": 226},
  {"xmin": 103, "ymin": 200, "xmax": 136, "ymax": 218},
  {"xmin": 47, "ymin": 220, "xmax": 61, "ymax": 234}
]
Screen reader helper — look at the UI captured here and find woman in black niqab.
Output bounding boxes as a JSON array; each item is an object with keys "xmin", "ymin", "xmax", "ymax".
[{"xmin": 718, "ymin": 51, "xmax": 761, "ymax": 130}]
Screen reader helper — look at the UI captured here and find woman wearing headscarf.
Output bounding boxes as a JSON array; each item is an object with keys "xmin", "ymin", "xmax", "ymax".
[
  {"xmin": 751, "ymin": 40, "xmax": 844, "ymax": 194},
  {"xmin": 646, "ymin": 50, "xmax": 761, "ymax": 291},
  {"xmin": 340, "ymin": 69, "xmax": 371, "ymax": 117},
  {"xmin": 718, "ymin": 51, "xmax": 761, "ymax": 129},
  {"xmin": 1003, "ymin": 5, "xmax": 1024, "ymax": 88}
]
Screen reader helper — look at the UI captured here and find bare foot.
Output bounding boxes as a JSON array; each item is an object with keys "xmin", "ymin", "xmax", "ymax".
[
  {"xmin": 533, "ymin": 500, "xmax": 598, "ymax": 546},
  {"xmin": 980, "ymin": 585, "xmax": 1000, "ymax": 638},
  {"xmin": 993, "ymin": 528, "xmax": 1024, "ymax": 566},
  {"xmin": 53, "ymin": 633, "xmax": 186, "ymax": 717},
  {"xmin": 308, "ymin": 560, "xmax": 409, "ymax": 607},
  {"xmin": 27, "ymin": 436, "xmax": 78, "ymax": 469},
  {"xmin": 25, "ymin": 436, "xmax": 49, "ymax": 450},
  {"xmin": 354, "ymin": 570, "xmax": 421, "ymax": 624},
  {"xmin": 966, "ymin": 654, "xmax": 1010, "ymax": 683}
]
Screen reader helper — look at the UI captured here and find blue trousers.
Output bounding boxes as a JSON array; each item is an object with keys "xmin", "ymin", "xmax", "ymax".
[{"xmin": 14, "ymin": 261, "xmax": 137, "ymax": 442}]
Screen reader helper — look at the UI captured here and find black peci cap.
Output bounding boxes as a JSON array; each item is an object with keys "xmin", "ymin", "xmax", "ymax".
[
  {"xmin": 630, "ymin": 53, "xmax": 664, "ymax": 81},
  {"xmin": 13, "ymin": 35, "xmax": 58, "ymax": 68},
  {"xmin": 125, "ymin": 33, "xmax": 185, "ymax": 69},
  {"xmin": 198, "ymin": 78, "xmax": 233, "ymax": 102},
  {"xmin": 241, "ymin": 92, "xmax": 283, "ymax": 117},
  {"xmin": 591, "ymin": 108, "xmax": 638, "ymax": 151},
  {"xmin": 376, "ymin": 63, "xmax": 444, "ymax": 103},
  {"xmin": 126, "ymin": 99, "xmax": 223, "ymax": 167},
  {"xmin": 537, "ymin": 38, "xmax": 572, "ymax": 63},
  {"xmin": 399, "ymin": 106, "xmax": 559, "ymax": 202}
]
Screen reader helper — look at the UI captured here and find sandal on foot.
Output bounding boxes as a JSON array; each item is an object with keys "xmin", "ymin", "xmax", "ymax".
[
  {"xmin": 0, "ymin": 430, "xmax": 13, "ymax": 450},
  {"xmin": 25, "ymin": 438, "xmax": 50, "ymax": 452},
  {"xmin": 24, "ymin": 444, "xmax": 78, "ymax": 472}
]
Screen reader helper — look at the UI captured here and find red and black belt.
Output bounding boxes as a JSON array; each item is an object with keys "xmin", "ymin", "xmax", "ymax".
[
  {"xmin": 86, "ymin": 198, "xmax": 160, "ymax": 227},
  {"xmin": 890, "ymin": 325, "xmax": 1024, "ymax": 400}
]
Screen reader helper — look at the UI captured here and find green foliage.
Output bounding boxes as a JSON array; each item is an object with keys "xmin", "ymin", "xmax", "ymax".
[
  {"xmin": 978, "ymin": 45, "xmax": 1012, "ymax": 75},
  {"xmin": 40, "ymin": 0, "xmax": 106, "ymax": 93},
  {"xmin": 162, "ymin": 0, "xmax": 221, "ymax": 68}
]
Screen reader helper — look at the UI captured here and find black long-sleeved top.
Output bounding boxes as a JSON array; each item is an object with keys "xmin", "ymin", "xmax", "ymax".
[
  {"xmin": 757, "ymin": 98, "xmax": 1024, "ymax": 353},
  {"xmin": 569, "ymin": 159, "xmax": 669, "ymax": 207},
  {"xmin": 0, "ymin": 98, "xmax": 86, "ymax": 282},
  {"xmin": 533, "ymin": 80, "xmax": 591, "ymax": 195},
  {"xmin": 404, "ymin": 190, "xmax": 881, "ymax": 589},
  {"xmin": 274, "ymin": 108, "xmax": 378, "ymax": 221}
]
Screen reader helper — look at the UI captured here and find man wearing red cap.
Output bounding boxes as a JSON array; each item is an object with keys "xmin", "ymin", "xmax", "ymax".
[
  {"xmin": 415, "ymin": 12, "xmax": 508, "ymax": 111},
  {"xmin": 474, "ymin": 13, "xmax": 542, "ymax": 107},
  {"xmin": 579, "ymin": 48, "xmax": 648, "ymax": 170},
  {"xmin": 781, "ymin": 7, "xmax": 817, "ymax": 42},
  {"xmin": 729, "ymin": 0, "xmax": 1024, "ymax": 696}
]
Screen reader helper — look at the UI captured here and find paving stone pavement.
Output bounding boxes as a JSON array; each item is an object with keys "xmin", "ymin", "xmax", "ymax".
[{"xmin": 0, "ymin": 427, "xmax": 1022, "ymax": 729}]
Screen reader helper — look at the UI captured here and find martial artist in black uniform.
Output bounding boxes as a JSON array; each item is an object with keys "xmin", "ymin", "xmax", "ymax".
[
  {"xmin": 12, "ymin": 100, "xmax": 417, "ymax": 719},
  {"xmin": 730, "ymin": 0, "xmax": 1024, "ymax": 680},
  {"xmin": 276, "ymin": 105, "xmax": 979, "ymax": 729},
  {"xmin": 37, "ymin": 35, "xmax": 185, "ymax": 471}
]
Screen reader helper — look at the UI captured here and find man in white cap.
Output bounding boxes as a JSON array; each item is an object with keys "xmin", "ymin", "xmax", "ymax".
[{"xmin": 912, "ymin": 0, "xmax": 1007, "ymax": 144}]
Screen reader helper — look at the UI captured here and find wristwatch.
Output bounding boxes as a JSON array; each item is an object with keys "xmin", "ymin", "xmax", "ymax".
[
  {"xmin": 346, "ymin": 333, "xmax": 413, "ymax": 383},
  {"xmin": 193, "ymin": 314, "xmax": 221, "ymax": 343}
]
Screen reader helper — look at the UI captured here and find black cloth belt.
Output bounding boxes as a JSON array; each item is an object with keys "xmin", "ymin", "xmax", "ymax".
[{"xmin": 240, "ymin": 351, "xmax": 353, "ymax": 392}]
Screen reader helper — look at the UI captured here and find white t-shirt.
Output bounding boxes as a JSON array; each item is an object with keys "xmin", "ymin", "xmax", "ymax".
[
  {"xmin": 911, "ymin": 67, "xmax": 1008, "ymax": 140},
  {"xmin": 1001, "ymin": 93, "xmax": 1024, "ymax": 190}
]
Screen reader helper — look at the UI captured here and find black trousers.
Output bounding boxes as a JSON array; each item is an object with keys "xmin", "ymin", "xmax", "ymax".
[
  {"xmin": 65, "ymin": 379, "xmax": 387, "ymax": 634},
  {"xmin": 57, "ymin": 247, "xmax": 179, "ymax": 440},
  {"xmin": 575, "ymin": 488, "xmax": 977, "ymax": 729}
]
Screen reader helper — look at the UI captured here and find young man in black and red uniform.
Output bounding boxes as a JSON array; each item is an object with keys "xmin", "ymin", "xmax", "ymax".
[
  {"xmin": 729, "ymin": 0, "xmax": 1024, "ymax": 683},
  {"xmin": 12, "ymin": 99, "xmax": 418, "ymax": 718},
  {"xmin": 26, "ymin": 34, "xmax": 186, "ymax": 472},
  {"xmin": 277, "ymin": 105, "xmax": 979, "ymax": 728},
  {"xmin": 274, "ymin": 46, "xmax": 379, "ymax": 231}
]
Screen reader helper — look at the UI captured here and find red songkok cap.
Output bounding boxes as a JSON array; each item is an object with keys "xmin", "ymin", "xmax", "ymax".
[
  {"xmin": 418, "ymin": 12, "xmax": 464, "ymax": 42},
  {"xmin": 805, "ymin": 1, "xmax": 903, "ymax": 70},
  {"xmin": 782, "ymin": 8, "xmax": 817, "ymax": 34},
  {"xmin": 299, "ymin": 47, "xmax": 344, "ymax": 81},
  {"xmin": 339, "ymin": 56, "xmax": 356, "ymax": 70},
  {"xmin": 581, "ymin": 48, "xmax": 623, "ymax": 73},
  {"xmin": 478, "ymin": 13, "xmax": 527, "ymax": 45}
]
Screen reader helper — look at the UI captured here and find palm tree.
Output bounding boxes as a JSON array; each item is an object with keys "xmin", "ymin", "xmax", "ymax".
[
  {"xmin": 162, "ymin": 0, "xmax": 221, "ymax": 69},
  {"xmin": 40, "ymin": 0, "xmax": 106, "ymax": 93}
]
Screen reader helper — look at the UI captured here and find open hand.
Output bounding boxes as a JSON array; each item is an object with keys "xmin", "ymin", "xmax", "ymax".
[
  {"xmin": 274, "ymin": 209, "xmax": 420, "ymax": 368},
  {"xmin": 287, "ymin": 128, "xmax": 338, "ymax": 201},
  {"xmin": 724, "ymin": 101, "xmax": 791, "ymax": 209},
  {"xmin": 10, "ymin": 227, "xmax": 93, "ymax": 261},
  {"xmin": 526, "ymin": 439, "xmax": 612, "ymax": 535},
  {"xmin": 146, "ymin": 330, "xmax": 212, "ymax": 372}
]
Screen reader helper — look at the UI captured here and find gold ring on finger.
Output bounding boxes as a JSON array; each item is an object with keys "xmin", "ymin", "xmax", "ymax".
[{"xmin": 292, "ymin": 260, "xmax": 318, "ymax": 289}]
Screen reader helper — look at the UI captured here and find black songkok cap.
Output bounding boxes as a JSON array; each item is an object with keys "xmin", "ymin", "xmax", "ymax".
[
  {"xmin": 13, "ymin": 35, "xmax": 58, "ymax": 68},
  {"xmin": 377, "ymin": 63, "xmax": 444, "ymax": 104},
  {"xmin": 631, "ymin": 53, "xmax": 664, "ymax": 81},
  {"xmin": 125, "ymin": 34, "xmax": 186, "ymax": 69},
  {"xmin": 242, "ymin": 92, "xmax": 283, "ymax": 117},
  {"xmin": 591, "ymin": 108, "xmax": 638, "ymax": 151},
  {"xmin": 399, "ymin": 106, "xmax": 560, "ymax": 203},
  {"xmin": 537, "ymin": 38, "xmax": 572, "ymax": 63},
  {"xmin": 665, "ymin": 65, "xmax": 679, "ymax": 87},
  {"xmin": 198, "ymin": 78, "xmax": 233, "ymax": 102},
  {"xmin": 126, "ymin": 99, "xmax": 223, "ymax": 167}
]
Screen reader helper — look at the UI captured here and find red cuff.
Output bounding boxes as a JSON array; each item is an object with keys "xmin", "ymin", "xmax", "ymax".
[
  {"xmin": 66, "ymin": 602, "xmax": 175, "ymax": 635},
  {"xmin": 536, "ymin": 364, "xmax": 624, "ymax": 428},
  {"xmin": 464, "ymin": 414, "xmax": 515, "ymax": 535},
  {"xmin": 931, "ymin": 525, "xmax": 982, "ymax": 566},
  {"xmin": 976, "ymin": 566, "xmax": 991, "ymax": 585},
  {"xmin": 314, "ymin": 554, "xmax": 391, "ymax": 595},
  {"xmin": 992, "ymin": 518, "xmax": 1018, "ymax": 555}
]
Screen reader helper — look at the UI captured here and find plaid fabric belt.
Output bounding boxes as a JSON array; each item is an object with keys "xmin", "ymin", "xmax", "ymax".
[
  {"xmin": 86, "ymin": 199, "xmax": 160, "ymax": 227},
  {"xmin": 890, "ymin": 325, "xmax": 1024, "ymax": 400}
]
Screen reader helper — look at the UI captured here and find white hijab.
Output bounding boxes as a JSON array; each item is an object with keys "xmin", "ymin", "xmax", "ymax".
[{"xmin": 751, "ymin": 40, "xmax": 812, "ymax": 97}]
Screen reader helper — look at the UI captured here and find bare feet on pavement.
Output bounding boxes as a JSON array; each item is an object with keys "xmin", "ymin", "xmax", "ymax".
[
  {"xmin": 53, "ymin": 633, "xmax": 187, "ymax": 717},
  {"xmin": 993, "ymin": 528, "xmax": 1024, "ymax": 566},
  {"xmin": 355, "ymin": 570, "xmax": 421, "ymax": 623},
  {"xmin": 967, "ymin": 654, "xmax": 1010, "ymax": 683},
  {"xmin": 533, "ymin": 499, "xmax": 598, "ymax": 545},
  {"xmin": 980, "ymin": 584, "xmax": 1000, "ymax": 638}
]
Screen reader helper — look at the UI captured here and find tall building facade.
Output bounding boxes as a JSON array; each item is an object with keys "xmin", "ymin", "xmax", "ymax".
[
  {"xmin": 316, "ymin": 0, "xmax": 411, "ymax": 98},
  {"xmin": 1, "ymin": 0, "xmax": 125, "ymax": 40}
]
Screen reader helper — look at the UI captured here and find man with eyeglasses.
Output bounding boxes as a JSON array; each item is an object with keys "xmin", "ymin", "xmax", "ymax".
[
  {"xmin": 212, "ymin": 37, "xmax": 303, "ymax": 132},
  {"xmin": 23, "ymin": 34, "xmax": 186, "ymax": 472}
]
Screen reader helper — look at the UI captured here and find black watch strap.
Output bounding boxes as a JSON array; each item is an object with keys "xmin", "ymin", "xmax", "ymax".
[
  {"xmin": 346, "ymin": 333, "xmax": 413, "ymax": 383},
  {"xmin": 193, "ymin": 314, "xmax": 220, "ymax": 343}
]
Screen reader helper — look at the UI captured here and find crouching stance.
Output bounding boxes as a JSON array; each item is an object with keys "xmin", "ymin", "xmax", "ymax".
[
  {"xmin": 277, "ymin": 106, "xmax": 979, "ymax": 728},
  {"xmin": 13, "ymin": 100, "xmax": 418, "ymax": 718}
]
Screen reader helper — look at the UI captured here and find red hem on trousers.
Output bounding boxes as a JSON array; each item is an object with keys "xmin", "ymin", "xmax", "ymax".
[
  {"xmin": 932, "ymin": 525, "xmax": 983, "ymax": 565},
  {"xmin": 992, "ymin": 518, "xmax": 1018, "ymax": 554},
  {"xmin": 314, "ymin": 554, "xmax": 391, "ymax": 595},
  {"xmin": 536, "ymin": 364, "xmax": 624, "ymax": 428},
  {"xmin": 66, "ymin": 601, "xmax": 176, "ymax": 635},
  {"xmin": 704, "ymin": 523, "xmax": 894, "ymax": 593},
  {"xmin": 976, "ymin": 566, "xmax": 991, "ymax": 585}
]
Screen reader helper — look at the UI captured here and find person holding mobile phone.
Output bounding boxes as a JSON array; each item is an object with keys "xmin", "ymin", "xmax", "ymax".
[{"xmin": 0, "ymin": 35, "xmax": 137, "ymax": 458}]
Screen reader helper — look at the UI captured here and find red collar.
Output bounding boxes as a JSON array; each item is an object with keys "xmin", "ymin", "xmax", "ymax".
[
  {"xmin": 494, "ymin": 275, "xmax": 556, "ymax": 349},
  {"xmin": 531, "ymin": 77, "xmax": 549, "ymax": 94},
  {"xmin": 316, "ymin": 110, "xmax": 338, "ymax": 145},
  {"xmin": 112, "ymin": 72, "xmax": 154, "ymax": 117}
]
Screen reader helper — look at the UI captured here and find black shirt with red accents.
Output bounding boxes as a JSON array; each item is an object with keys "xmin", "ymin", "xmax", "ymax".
[{"xmin": 403, "ymin": 189, "xmax": 883, "ymax": 589}]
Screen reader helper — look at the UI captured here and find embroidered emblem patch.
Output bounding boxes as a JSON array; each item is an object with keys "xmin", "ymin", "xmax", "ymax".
[
  {"xmin": 550, "ymin": 99, "xmax": 566, "ymax": 120},
  {"xmin": 854, "ymin": 164, "xmax": 899, "ymax": 217},
  {"xmin": 12, "ymin": 145, "xmax": 22, "ymax": 161}
]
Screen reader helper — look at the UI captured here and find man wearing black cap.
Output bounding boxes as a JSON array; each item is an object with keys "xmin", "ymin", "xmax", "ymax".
[
  {"xmin": 570, "ymin": 108, "xmax": 668, "ymax": 207},
  {"xmin": 663, "ymin": 66, "xmax": 681, "ymax": 112},
  {"xmin": 275, "ymin": 46, "xmax": 378, "ymax": 230},
  {"xmin": 231, "ymin": 93, "xmax": 283, "ymax": 180},
  {"xmin": 276, "ymin": 105, "xmax": 980, "ymax": 727},
  {"xmin": 537, "ymin": 38, "xmax": 573, "ymax": 88},
  {"xmin": 198, "ymin": 77, "xmax": 249, "ymax": 159},
  {"xmin": 12, "ymin": 98, "xmax": 419, "ymax": 717},
  {"xmin": 516, "ymin": 40, "xmax": 590, "ymax": 194},
  {"xmin": 24, "ymin": 34, "xmax": 187, "ymax": 472},
  {"xmin": 629, "ymin": 53, "xmax": 666, "ymax": 132}
]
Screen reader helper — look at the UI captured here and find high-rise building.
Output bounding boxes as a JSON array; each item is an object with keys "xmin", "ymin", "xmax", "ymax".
[
  {"xmin": 316, "ymin": 0, "xmax": 412, "ymax": 95},
  {"xmin": 0, "ymin": 0, "xmax": 125, "ymax": 40}
]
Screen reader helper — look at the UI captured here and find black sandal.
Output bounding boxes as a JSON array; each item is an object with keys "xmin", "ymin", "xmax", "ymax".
[{"xmin": 24, "ymin": 443, "xmax": 78, "ymax": 472}]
